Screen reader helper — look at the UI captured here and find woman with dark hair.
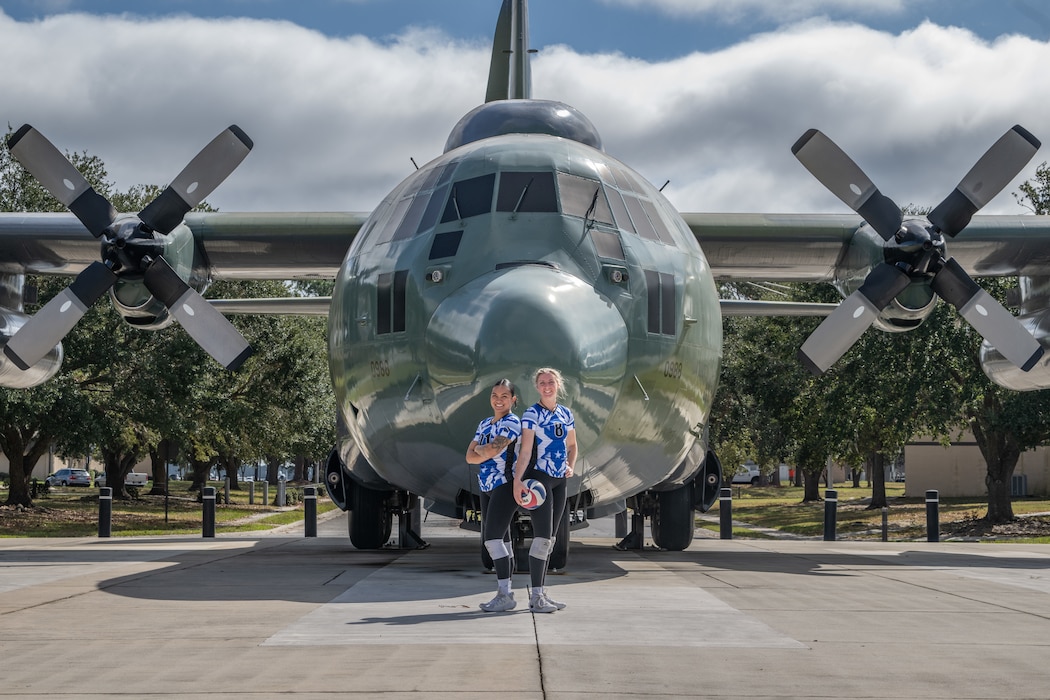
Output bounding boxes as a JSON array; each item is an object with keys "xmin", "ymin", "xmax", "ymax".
[
  {"xmin": 514, "ymin": 368, "xmax": 577, "ymax": 613},
  {"xmin": 466, "ymin": 378, "xmax": 522, "ymax": 612}
]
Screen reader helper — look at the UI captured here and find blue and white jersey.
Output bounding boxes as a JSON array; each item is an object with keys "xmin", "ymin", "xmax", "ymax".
[
  {"xmin": 473, "ymin": 413, "xmax": 521, "ymax": 491},
  {"xmin": 521, "ymin": 403, "xmax": 575, "ymax": 478}
]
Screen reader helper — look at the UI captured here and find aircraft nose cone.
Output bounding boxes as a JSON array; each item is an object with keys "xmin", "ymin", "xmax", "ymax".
[{"xmin": 425, "ymin": 265, "xmax": 628, "ymax": 392}]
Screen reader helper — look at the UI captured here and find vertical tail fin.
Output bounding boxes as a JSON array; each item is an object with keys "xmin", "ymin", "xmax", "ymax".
[{"xmin": 485, "ymin": 0, "xmax": 532, "ymax": 102}]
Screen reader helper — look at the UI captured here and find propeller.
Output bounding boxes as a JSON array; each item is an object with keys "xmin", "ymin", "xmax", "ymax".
[
  {"xmin": 4, "ymin": 124, "xmax": 254, "ymax": 372},
  {"xmin": 792, "ymin": 125, "xmax": 1043, "ymax": 375}
]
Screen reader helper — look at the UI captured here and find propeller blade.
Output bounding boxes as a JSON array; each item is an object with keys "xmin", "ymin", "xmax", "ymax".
[
  {"xmin": 6, "ymin": 125, "xmax": 116, "ymax": 237},
  {"xmin": 931, "ymin": 257, "xmax": 1043, "ymax": 371},
  {"xmin": 791, "ymin": 128, "xmax": 902, "ymax": 240},
  {"xmin": 138, "ymin": 126, "xmax": 253, "ymax": 234},
  {"xmin": 798, "ymin": 263, "xmax": 911, "ymax": 375},
  {"xmin": 142, "ymin": 257, "xmax": 253, "ymax": 370},
  {"xmin": 3, "ymin": 261, "xmax": 117, "ymax": 370},
  {"xmin": 928, "ymin": 125, "xmax": 1041, "ymax": 237}
]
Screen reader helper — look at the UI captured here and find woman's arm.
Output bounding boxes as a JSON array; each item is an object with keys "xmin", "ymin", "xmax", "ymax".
[
  {"xmin": 465, "ymin": 435, "xmax": 509, "ymax": 464},
  {"xmin": 565, "ymin": 428, "xmax": 577, "ymax": 477},
  {"xmin": 513, "ymin": 427, "xmax": 536, "ymax": 505}
]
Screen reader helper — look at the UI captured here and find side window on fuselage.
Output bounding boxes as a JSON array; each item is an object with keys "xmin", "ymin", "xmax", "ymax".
[
  {"xmin": 644, "ymin": 270, "xmax": 676, "ymax": 336},
  {"xmin": 376, "ymin": 269, "xmax": 409, "ymax": 335}
]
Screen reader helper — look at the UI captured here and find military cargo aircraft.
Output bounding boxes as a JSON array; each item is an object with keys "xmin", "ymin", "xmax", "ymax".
[{"xmin": 2, "ymin": 0, "xmax": 1049, "ymax": 566}]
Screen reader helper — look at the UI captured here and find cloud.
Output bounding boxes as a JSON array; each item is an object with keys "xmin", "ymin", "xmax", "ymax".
[
  {"xmin": 597, "ymin": 0, "xmax": 911, "ymax": 23},
  {"xmin": 1, "ymin": 9, "xmax": 1048, "ymax": 219}
]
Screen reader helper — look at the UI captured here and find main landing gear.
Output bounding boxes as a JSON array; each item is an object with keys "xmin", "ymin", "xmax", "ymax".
[{"xmin": 615, "ymin": 450, "xmax": 722, "ymax": 551}]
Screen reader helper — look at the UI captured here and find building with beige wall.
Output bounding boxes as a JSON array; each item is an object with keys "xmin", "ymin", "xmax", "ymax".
[{"xmin": 905, "ymin": 431, "xmax": 1050, "ymax": 498}]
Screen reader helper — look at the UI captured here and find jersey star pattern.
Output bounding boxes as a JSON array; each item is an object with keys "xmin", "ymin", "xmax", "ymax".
[
  {"xmin": 522, "ymin": 403, "xmax": 575, "ymax": 478},
  {"xmin": 473, "ymin": 413, "xmax": 522, "ymax": 491}
]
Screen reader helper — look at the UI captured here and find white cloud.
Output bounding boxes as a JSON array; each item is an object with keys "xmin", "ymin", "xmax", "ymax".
[
  {"xmin": 2, "ymin": 9, "xmax": 1048, "ymax": 218},
  {"xmin": 598, "ymin": 0, "xmax": 911, "ymax": 23}
]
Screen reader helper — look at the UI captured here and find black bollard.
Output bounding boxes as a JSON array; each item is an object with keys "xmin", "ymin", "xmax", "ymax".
[
  {"xmin": 881, "ymin": 507, "xmax": 889, "ymax": 542},
  {"xmin": 304, "ymin": 486, "xmax": 317, "ymax": 537},
  {"xmin": 203, "ymin": 486, "xmax": 216, "ymax": 538},
  {"xmin": 926, "ymin": 489, "xmax": 939, "ymax": 542},
  {"xmin": 719, "ymin": 487, "xmax": 732, "ymax": 540},
  {"xmin": 823, "ymin": 489, "xmax": 838, "ymax": 541},
  {"xmin": 98, "ymin": 487, "xmax": 112, "ymax": 538}
]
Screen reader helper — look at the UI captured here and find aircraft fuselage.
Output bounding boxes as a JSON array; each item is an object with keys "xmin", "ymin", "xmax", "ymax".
[{"xmin": 328, "ymin": 100, "xmax": 721, "ymax": 517}]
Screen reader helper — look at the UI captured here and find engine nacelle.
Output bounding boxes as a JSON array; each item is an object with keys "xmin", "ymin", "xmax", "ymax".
[
  {"xmin": 981, "ymin": 307, "xmax": 1050, "ymax": 390},
  {"xmin": 871, "ymin": 284, "xmax": 938, "ymax": 333},
  {"xmin": 0, "ymin": 307, "xmax": 63, "ymax": 388},
  {"xmin": 110, "ymin": 277, "xmax": 176, "ymax": 330},
  {"xmin": 834, "ymin": 221, "xmax": 939, "ymax": 333}
]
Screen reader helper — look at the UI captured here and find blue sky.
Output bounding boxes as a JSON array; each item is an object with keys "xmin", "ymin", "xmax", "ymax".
[
  {"xmin": 5, "ymin": 0, "xmax": 1050, "ymax": 58},
  {"xmin": 2, "ymin": 1, "xmax": 1049, "ymax": 214}
]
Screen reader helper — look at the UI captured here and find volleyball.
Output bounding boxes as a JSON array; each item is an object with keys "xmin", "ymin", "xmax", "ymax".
[{"xmin": 520, "ymin": 478, "xmax": 547, "ymax": 510}]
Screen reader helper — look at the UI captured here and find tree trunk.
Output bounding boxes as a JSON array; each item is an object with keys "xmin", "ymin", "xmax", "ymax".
[
  {"xmin": 188, "ymin": 458, "xmax": 211, "ymax": 494},
  {"xmin": 971, "ymin": 419, "xmax": 1021, "ymax": 523},
  {"xmin": 867, "ymin": 451, "xmax": 888, "ymax": 510},
  {"xmin": 223, "ymin": 454, "xmax": 242, "ymax": 489},
  {"xmin": 101, "ymin": 449, "xmax": 139, "ymax": 500},
  {"xmin": 148, "ymin": 439, "xmax": 176, "ymax": 495},
  {"xmin": 2, "ymin": 427, "xmax": 51, "ymax": 507},
  {"xmin": 802, "ymin": 469, "xmax": 822, "ymax": 502}
]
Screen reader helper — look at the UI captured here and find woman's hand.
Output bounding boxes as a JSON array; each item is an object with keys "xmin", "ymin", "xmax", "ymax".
[{"xmin": 513, "ymin": 477, "xmax": 528, "ymax": 506}]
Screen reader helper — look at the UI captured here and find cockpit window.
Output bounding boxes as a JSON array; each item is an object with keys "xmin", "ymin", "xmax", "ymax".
[
  {"xmin": 556, "ymin": 172, "xmax": 613, "ymax": 226},
  {"xmin": 441, "ymin": 173, "xmax": 496, "ymax": 223},
  {"xmin": 606, "ymin": 189, "xmax": 635, "ymax": 235},
  {"xmin": 497, "ymin": 171, "xmax": 558, "ymax": 213},
  {"xmin": 623, "ymin": 194, "xmax": 659, "ymax": 242},
  {"xmin": 391, "ymin": 193, "xmax": 431, "ymax": 242}
]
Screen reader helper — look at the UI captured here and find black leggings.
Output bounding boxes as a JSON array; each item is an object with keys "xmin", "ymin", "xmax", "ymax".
[
  {"xmin": 480, "ymin": 481, "xmax": 516, "ymax": 580},
  {"xmin": 524, "ymin": 470, "xmax": 567, "ymax": 588}
]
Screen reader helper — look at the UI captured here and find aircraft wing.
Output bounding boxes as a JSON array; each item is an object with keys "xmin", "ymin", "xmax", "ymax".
[
  {"xmin": 688, "ymin": 212, "xmax": 1050, "ymax": 281},
  {"xmin": 7, "ymin": 209, "xmax": 1050, "ymax": 284},
  {"xmin": 0, "ymin": 211, "xmax": 366, "ymax": 278}
]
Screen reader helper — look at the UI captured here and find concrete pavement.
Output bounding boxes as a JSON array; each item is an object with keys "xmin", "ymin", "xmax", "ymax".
[{"xmin": 2, "ymin": 513, "xmax": 1050, "ymax": 698}]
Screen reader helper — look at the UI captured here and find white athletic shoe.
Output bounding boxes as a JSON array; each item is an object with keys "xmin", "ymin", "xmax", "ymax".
[
  {"xmin": 480, "ymin": 592, "xmax": 516, "ymax": 612},
  {"xmin": 529, "ymin": 592, "xmax": 558, "ymax": 613},
  {"xmin": 542, "ymin": 592, "xmax": 567, "ymax": 610}
]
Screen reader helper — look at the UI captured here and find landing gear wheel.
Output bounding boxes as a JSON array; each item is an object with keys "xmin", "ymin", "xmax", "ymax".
[
  {"xmin": 349, "ymin": 483, "xmax": 392, "ymax": 549},
  {"xmin": 651, "ymin": 483, "xmax": 695, "ymax": 551}
]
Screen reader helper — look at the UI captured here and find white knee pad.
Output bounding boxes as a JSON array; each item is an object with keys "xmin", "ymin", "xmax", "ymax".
[
  {"xmin": 485, "ymin": 538, "xmax": 510, "ymax": 560},
  {"xmin": 530, "ymin": 536, "xmax": 554, "ymax": 559}
]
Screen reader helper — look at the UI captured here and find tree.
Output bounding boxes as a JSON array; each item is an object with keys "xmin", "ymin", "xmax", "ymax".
[
  {"xmin": 819, "ymin": 300, "xmax": 962, "ymax": 509},
  {"xmin": 934, "ymin": 275, "xmax": 1050, "ymax": 523},
  {"xmin": 1015, "ymin": 161, "xmax": 1050, "ymax": 214},
  {"xmin": 0, "ymin": 129, "xmax": 116, "ymax": 505}
]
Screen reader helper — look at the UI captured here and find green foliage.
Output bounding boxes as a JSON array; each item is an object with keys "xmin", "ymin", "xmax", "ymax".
[
  {"xmin": 1, "ymin": 128, "xmax": 335, "ymax": 506},
  {"xmin": 1015, "ymin": 161, "xmax": 1050, "ymax": 214},
  {"xmin": 714, "ymin": 161, "xmax": 1050, "ymax": 518}
]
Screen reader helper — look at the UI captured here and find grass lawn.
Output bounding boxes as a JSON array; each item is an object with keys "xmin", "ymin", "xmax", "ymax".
[
  {"xmin": 6, "ymin": 480, "xmax": 1050, "ymax": 542},
  {"xmin": 0, "ymin": 481, "xmax": 339, "ymax": 537},
  {"xmin": 700, "ymin": 482, "xmax": 1050, "ymax": 543}
]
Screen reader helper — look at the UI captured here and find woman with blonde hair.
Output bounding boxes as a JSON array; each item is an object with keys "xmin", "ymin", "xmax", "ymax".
[{"xmin": 513, "ymin": 368, "xmax": 577, "ymax": 613}]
